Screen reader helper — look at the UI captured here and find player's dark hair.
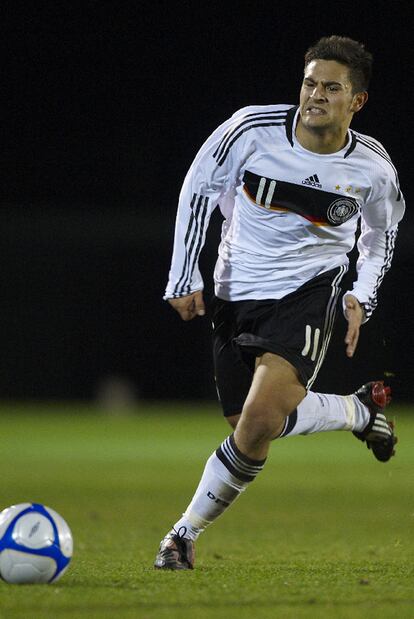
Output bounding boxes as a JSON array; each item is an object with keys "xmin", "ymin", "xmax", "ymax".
[{"xmin": 304, "ymin": 35, "xmax": 373, "ymax": 93}]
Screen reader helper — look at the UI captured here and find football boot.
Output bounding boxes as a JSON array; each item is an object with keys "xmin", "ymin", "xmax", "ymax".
[
  {"xmin": 154, "ymin": 530, "xmax": 195, "ymax": 570},
  {"xmin": 353, "ymin": 381, "xmax": 396, "ymax": 462}
]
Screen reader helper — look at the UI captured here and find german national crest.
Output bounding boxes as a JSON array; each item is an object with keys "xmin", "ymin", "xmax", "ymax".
[{"xmin": 327, "ymin": 198, "xmax": 359, "ymax": 225}]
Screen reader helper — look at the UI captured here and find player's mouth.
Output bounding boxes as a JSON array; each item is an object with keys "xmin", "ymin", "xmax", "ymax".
[{"xmin": 305, "ymin": 106, "xmax": 327, "ymax": 115}]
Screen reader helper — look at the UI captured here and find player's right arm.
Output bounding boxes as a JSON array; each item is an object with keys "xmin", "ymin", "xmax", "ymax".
[{"xmin": 163, "ymin": 109, "xmax": 251, "ymax": 319}]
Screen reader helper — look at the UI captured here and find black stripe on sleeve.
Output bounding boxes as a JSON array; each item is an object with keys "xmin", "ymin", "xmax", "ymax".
[
  {"xmin": 213, "ymin": 110, "xmax": 289, "ymax": 162},
  {"xmin": 284, "ymin": 105, "xmax": 298, "ymax": 146},
  {"xmin": 355, "ymin": 136, "xmax": 400, "ymax": 193},
  {"xmin": 356, "ymin": 134, "xmax": 390, "ymax": 158},
  {"xmin": 173, "ymin": 193, "xmax": 198, "ymax": 296},
  {"xmin": 364, "ymin": 229, "xmax": 397, "ymax": 318},
  {"xmin": 177, "ymin": 195, "xmax": 204, "ymax": 295},
  {"xmin": 184, "ymin": 196, "xmax": 209, "ymax": 294},
  {"xmin": 216, "ymin": 121, "xmax": 286, "ymax": 166},
  {"xmin": 356, "ymin": 136, "xmax": 393, "ymax": 166},
  {"xmin": 350, "ymin": 133, "xmax": 402, "ymax": 201}
]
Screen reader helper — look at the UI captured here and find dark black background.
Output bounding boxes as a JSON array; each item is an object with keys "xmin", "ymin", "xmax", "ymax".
[{"xmin": 1, "ymin": 1, "xmax": 412, "ymax": 401}]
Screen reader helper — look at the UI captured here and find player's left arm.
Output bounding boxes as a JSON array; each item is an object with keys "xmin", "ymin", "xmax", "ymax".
[{"xmin": 342, "ymin": 167, "xmax": 405, "ymax": 356}]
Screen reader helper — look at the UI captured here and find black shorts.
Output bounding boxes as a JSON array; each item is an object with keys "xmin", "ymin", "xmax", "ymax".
[{"xmin": 211, "ymin": 266, "xmax": 347, "ymax": 417}]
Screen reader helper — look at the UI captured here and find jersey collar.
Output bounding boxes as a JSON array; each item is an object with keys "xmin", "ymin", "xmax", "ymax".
[{"xmin": 286, "ymin": 106, "xmax": 354, "ymax": 158}]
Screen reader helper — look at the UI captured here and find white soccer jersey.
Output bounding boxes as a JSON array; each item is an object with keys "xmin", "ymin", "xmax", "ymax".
[{"xmin": 164, "ymin": 105, "xmax": 405, "ymax": 320}]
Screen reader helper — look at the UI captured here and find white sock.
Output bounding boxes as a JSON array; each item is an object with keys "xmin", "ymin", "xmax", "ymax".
[
  {"xmin": 279, "ymin": 391, "xmax": 370, "ymax": 438},
  {"xmin": 172, "ymin": 434, "xmax": 266, "ymax": 541}
]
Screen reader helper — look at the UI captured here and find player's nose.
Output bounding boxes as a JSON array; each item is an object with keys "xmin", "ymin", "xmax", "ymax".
[{"xmin": 310, "ymin": 85, "xmax": 326, "ymax": 100}]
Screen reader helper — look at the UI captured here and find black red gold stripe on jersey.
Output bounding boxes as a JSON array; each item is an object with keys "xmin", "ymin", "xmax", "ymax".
[
  {"xmin": 242, "ymin": 170, "xmax": 359, "ymax": 227},
  {"xmin": 213, "ymin": 110, "xmax": 290, "ymax": 167}
]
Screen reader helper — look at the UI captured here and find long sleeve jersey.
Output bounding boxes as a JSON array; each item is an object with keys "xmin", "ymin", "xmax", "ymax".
[{"xmin": 164, "ymin": 104, "xmax": 405, "ymax": 320}]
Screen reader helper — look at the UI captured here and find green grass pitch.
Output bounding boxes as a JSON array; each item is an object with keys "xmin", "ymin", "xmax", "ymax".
[{"xmin": 0, "ymin": 401, "xmax": 413, "ymax": 619}]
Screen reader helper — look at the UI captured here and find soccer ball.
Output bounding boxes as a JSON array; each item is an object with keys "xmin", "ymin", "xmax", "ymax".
[{"xmin": 0, "ymin": 503, "xmax": 73, "ymax": 584}]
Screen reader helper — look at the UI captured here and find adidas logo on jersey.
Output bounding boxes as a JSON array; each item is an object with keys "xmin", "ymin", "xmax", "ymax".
[{"xmin": 302, "ymin": 174, "xmax": 322, "ymax": 188}]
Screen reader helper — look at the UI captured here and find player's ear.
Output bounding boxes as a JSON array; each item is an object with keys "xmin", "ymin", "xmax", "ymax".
[{"xmin": 351, "ymin": 91, "xmax": 368, "ymax": 113}]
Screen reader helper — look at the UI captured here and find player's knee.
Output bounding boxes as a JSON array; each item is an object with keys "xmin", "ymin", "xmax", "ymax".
[{"xmin": 240, "ymin": 401, "xmax": 286, "ymax": 443}]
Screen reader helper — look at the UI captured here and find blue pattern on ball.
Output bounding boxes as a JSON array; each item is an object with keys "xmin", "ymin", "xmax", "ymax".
[{"xmin": 0, "ymin": 503, "xmax": 71, "ymax": 582}]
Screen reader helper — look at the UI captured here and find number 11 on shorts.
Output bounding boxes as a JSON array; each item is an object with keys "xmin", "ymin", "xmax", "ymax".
[{"xmin": 301, "ymin": 325, "xmax": 321, "ymax": 361}]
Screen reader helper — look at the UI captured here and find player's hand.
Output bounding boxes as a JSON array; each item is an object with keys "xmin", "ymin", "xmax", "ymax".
[
  {"xmin": 168, "ymin": 291, "xmax": 206, "ymax": 321},
  {"xmin": 344, "ymin": 294, "xmax": 365, "ymax": 358}
]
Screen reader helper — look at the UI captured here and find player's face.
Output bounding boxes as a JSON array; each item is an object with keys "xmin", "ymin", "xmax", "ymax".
[{"xmin": 299, "ymin": 59, "xmax": 363, "ymax": 133}]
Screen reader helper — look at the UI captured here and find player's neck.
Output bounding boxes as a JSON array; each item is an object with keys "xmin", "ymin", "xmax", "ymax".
[{"xmin": 295, "ymin": 120, "xmax": 349, "ymax": 154}]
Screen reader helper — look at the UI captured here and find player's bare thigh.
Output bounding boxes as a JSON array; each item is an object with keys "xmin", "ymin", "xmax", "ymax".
[{"xmin": 233, "ymin": 352, "xmax": 306, "ymax": 459}]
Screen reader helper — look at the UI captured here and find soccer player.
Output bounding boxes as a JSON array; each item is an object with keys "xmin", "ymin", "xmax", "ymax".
[{"xmin": 154, "ymin": 36, "xmax": 405, "ymax": 570}]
